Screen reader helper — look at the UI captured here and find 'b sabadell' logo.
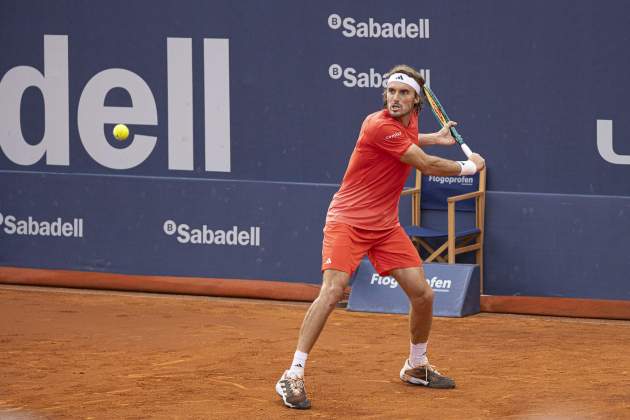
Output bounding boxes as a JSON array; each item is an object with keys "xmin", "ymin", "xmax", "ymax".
[
  {"xmin": 328, "ymin": 14, "xmax": 430, "ymax": 39},
  {"xmin": 163, "ymin": 219, "xmax": 261, "ymax": 246},
  {"xmin": 0, "ymin": 212, "xmax": 84, "ymax": 238}
]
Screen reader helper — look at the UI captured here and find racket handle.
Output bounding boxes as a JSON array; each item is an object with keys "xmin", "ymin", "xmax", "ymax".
[{"xmin": 461, "ymin": 143, "xmax": 473, "ymax": 158}]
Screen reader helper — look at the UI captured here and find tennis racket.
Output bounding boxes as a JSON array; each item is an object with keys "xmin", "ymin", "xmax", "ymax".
[{"xmin": 423, "ymin": 85, "xmax": 473, "ymax": 158}]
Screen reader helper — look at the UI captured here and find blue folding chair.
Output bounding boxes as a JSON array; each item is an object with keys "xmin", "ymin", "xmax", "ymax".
[{"xmin": 401, "ymin": 167, "xmax": 486, "ymax": 286}]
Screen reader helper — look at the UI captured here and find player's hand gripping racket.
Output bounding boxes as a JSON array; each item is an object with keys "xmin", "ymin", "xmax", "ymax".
[{"xmin": 423, "ymin": 85, "xmax": 473, "ymax": 158}]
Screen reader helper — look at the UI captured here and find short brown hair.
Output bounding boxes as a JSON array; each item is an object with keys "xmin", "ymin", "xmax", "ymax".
[{"xmin": 382, "ymin": 64, "xmax": 426, "ymax": 112}]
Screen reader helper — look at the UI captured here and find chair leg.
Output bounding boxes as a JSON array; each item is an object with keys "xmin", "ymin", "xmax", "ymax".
[
  {"xmin": 416, "ymin": 237, "xmax": 448, "ymax": 263},
  {"xmin": 427, "ymin": 240, "xmax": 449, "ymax": 263},
  {"xmin": 476, "ymin": 246, "xmax": 484, "ymax": 294},
  {"xmin": 447, "ymin": 239, "xmax": 456, "ymax": 264}
]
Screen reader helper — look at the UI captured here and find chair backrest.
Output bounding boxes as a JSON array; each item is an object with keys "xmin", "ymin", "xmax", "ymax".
[
  {"xmin": 421, "ymin": 173, "xmax": 481, "ymax": 212},
  {"xmin": 411, "ymin": 168, "xmax": 486, "ymax": 230}
]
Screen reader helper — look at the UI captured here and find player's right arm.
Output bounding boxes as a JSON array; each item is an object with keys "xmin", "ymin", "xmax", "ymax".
[{"xmin": 400, "ymin": 144, "xmax": 485, "ymax": 176}]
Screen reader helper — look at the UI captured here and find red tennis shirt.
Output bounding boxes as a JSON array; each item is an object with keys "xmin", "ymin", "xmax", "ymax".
[{"xmin": 326, "ymin": 109, "xmax": 419, "ymax": 230}]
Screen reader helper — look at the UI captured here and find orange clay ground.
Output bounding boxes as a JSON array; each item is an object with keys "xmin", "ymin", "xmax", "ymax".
[{"xmin": 1, "ymin": 285, "xmax": 630, "ymax": 419}]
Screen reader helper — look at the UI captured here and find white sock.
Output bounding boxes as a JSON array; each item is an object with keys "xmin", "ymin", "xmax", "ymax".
[
  {"xmin": 288, "ymin": 350, "xmax": 308, "ymax": 377},
  {"xmin": 410, "ymin": 341, "xmax": 428, "ymax": 367}
]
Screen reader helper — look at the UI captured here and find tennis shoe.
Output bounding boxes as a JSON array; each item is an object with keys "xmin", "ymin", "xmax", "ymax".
[
  {"xmin": 399, "ymin": 359, "xmax": 456, "ymax": 389},
  {"xmin": 275, "ymin": 370, "xmax": 311, "ymax": 409}
]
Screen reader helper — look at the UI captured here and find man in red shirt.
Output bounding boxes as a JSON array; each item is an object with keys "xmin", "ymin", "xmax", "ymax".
[{"xmin": 276, "ymin": 64, "xmax": 486, "ymax": 409}]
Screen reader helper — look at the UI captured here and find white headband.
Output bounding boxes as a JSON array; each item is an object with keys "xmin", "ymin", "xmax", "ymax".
[{"xmin": 386, "ymin": 72, "xmax": 421, "ymax": 95}]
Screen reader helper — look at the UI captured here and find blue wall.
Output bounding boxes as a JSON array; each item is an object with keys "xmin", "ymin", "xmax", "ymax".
[{"xmin": 1, "ymin": 0, "xmax": 629, "ymax": 299}]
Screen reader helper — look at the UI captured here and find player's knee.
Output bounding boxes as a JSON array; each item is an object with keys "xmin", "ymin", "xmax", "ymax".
[
  {"xmin": 319, "ymin": 283, "xmax": 345, "ymax": 308},
  {"xmin": 319, "ymin": 270, "xmax": 349, "ymax": 308},
  {"xmin": 409, "ymin": 286, "xmax": 434, "ymax": 309}
]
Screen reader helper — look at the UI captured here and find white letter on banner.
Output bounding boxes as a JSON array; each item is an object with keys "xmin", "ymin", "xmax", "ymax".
[
  {"xmin": 204, "ymin": 39, "xmax": 231, "ymax": 172},
  {"xmin": 597, "ymin": 119, "xmax": 630, "ymax": 164},
  {"xmin": 167, "ymin": 38, "xmax": 194, "ymax": 170},
  {"xmin": 78, "ymin": 68, "xmax": 158, "ymax": 169},
  {"xmin": 0, "ymin": 35, "xmax": 69, "ymax": 165}
]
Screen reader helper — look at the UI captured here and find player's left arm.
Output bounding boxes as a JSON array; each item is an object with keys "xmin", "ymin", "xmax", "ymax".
[{"xmin": 418, "ymin": 121, "xmax": 457, "ymax": 146}]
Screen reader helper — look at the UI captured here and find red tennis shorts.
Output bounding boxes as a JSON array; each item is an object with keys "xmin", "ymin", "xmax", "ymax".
[{"xmin": 321, "ymin": 222, "xmax": 421, "ymax": 276}]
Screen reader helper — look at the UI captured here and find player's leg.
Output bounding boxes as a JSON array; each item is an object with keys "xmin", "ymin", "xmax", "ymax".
[
  {"xmin": 370, "ymin": 227, "xmax": 455, "ymax": 389},
  {"xmin": 392, "ymin": 266, "xmax": 454, "ymax": 388},
  {"xmin": 296, "ymin": 269, "xmax": 351, "ymax": 354},
  {"xmin": 275, "ymin": 269, "xmax": 350, "ymax": 409},
  {"xmin": 391, "ymin": 266, "xmax": 433, "ymax": 346},
  {"xmin": 276, "ymin": 222, "xmax": 360, "ymax": 409}
]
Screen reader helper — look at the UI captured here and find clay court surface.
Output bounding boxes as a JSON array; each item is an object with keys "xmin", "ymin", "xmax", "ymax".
[{"xmin": 1, "ymin": 285, "xmax": 630, "ymax": 419}]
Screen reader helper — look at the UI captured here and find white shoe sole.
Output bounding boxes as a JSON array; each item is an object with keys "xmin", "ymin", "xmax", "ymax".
[{"xmin": 275, "ymin": 381, "xmax": 284, "ymax": 398}]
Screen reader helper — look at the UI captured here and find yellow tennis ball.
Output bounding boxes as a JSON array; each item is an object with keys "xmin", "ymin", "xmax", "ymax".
[{"xmin": 113, "ymin": 124, "xmax": 129, "ymax": 141}]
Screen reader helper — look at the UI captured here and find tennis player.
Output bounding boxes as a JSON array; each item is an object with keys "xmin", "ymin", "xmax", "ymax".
[{"xmin": 276, "ymin": 64, "xmax": 485, "ymax": 409}]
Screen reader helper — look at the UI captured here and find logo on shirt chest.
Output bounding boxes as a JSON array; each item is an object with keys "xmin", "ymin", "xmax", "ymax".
[{"xmin": 384, "ymin": 131, "xmax": 402, "ymax": 140}]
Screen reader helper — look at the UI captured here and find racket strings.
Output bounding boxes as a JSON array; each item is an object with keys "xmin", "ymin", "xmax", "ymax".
[
  {"xmin": 426, "ymin": 95, "xmax": 447, "ymax": 125},
  {"xmin": 424, "ymin": 89, "xmax": 448, "ymax": 126}
]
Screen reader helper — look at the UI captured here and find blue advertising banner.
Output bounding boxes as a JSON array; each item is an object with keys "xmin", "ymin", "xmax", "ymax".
[
  {"xmin": 2, "ymin": 1, "xmax": 629, "ymax": 300},
  {"xmin": 0, "ymin": 172, "xmax": 336, "ymax": 283},
  {"xmin": 484, "ymin": 191, "xmax": 630, "ymax": 300},
  {"xmin": 347, "ymin": 259, "xmax": 480, "ymax": 317},
  {"xmin": 2, "ymin": 1, "xmax": 629, "ymax": 194}
]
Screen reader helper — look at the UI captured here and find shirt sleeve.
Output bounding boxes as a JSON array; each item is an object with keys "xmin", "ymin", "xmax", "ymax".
[{"xmin": 367, "ymin": 122, "xmax": 415, "ymax": 159}]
